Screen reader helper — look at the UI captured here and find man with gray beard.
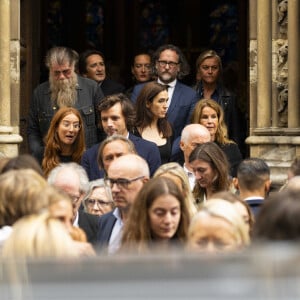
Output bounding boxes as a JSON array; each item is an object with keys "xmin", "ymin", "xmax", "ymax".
[{"xmin": 27, "ymin": 47, "xmax": 104, "ymax": 164}]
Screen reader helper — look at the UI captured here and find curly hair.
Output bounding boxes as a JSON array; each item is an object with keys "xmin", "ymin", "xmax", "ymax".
[
  {"xmin": 152, "ymin": 44, "xmax": 190, "ymax": 79},
  {"xmin": 191, "ymin": 99, "xmax": 233, "ymax": 144},
  {"xmin": 135, "ymin": 81, "xmax": 172, "ymax": 138},
  {"xmin": 42, "ymin": 107, "xmax": 85, "ymax": 177},
  {"xmin": 97, "ymin": 93, "xmax": 136, "ymax": 132}
]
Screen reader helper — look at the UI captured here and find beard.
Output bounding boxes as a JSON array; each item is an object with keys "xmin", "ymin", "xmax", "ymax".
[{"xmin": 49, "ymin": 72, "xmax": 78, "ymax": 107}]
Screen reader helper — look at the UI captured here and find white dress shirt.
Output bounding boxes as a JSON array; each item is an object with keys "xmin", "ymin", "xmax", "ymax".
[
  {"xmin": 108, "ymin": 208, "xmax": 124, "ymax": 255},
  {"xmin": 183, "ymin": 163, "xmax": 196, "ymax": 190},
  {"xmin": 158, "ymin": 78, "xmax": 177, "ymax": 110}
]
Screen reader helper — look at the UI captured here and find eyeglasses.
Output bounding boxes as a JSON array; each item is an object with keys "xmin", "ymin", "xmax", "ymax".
[
  {"xmin": 85, "ymin": 199, "xmax": 113, "ymax": 207},
  {"xmin": 157, "ymin": 60, "xmax": 180, "ymax": 68},
  {"xmin": 61, "ymin": 121, "xmax": 81, "ymax": 130},
  {"xmin": 107, "ymin": 176, "xmax": 145, "ymax": 189}
]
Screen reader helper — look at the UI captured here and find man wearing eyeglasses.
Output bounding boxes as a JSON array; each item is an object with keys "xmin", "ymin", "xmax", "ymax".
[
  {"xmin": 97, "ymin": 154, "xmax": 150, "ymax": 254},
  {"xmin": 28, "ymin": 46, "xmax": 104, "ymax": 164},
  {"xmin": 48, "ymin": 162, "xmax": 99, "ymax": 245},
  {"xmin": 131, "ymin": 44, "xmax": 198, "ymax": 142}
]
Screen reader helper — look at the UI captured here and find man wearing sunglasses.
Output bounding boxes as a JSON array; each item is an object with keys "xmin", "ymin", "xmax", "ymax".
[{"xmin": 97, "ymin": 154, "xmax": 149, "ymax": 254}]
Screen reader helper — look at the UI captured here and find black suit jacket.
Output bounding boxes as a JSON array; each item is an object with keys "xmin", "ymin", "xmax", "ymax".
[
  {"xmin": 245, "ymin": 198, "xmax": 264, "ymax": 216},
  {"xmin": 100, "ymin": 79, "xmax": 125, "ymax": 96},
  {"xmin": 96, "ymin": 211, "xmax": 117, "ymax": 249},
  {"xmin": 78, "ymin": 210, "xmax": 99, "ymax": 245}
]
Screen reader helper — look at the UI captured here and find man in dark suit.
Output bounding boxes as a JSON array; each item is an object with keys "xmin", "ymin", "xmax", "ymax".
[
  {"xmin": 233, "ymin": 158, "xmax": 271, "ymax": 216},
  {"xmin": 48, "ymin": 162, "xmax": 99, "ymax": 244},
  {"xmin": 131, "ymin": 44, "xmax": 198, "ymax": 141},
  {"xmin": 97, "ymin": 154, "xmax": 150, "ymax": 254},
  {"xmin": 78, "ymin": 49, "xmax": 125, "ymax": 96},
  {"xmin": 81, "ymin": 93, "xmax": 161, "ymax": 180}
]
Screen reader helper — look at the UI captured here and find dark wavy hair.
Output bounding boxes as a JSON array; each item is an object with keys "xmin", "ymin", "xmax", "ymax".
[
  {"xmin": 152, "ymin": 44, "xmax": 190, "ymax": 80},
  {"xmin": 78, "ymin": 49, "xmax": 105, "ymax": 75},
  {"xmin": 97, "ymin": 93, "xmax": 136, "ymax": 132},
  {"xmin": 135, "ymin": 81, "xmax": 172, "ymax": 138}
]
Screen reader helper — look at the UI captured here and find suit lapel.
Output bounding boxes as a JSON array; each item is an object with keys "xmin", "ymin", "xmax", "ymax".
[{"xmin": 167, "ymin": 83, "xmax": 180, "ymax": 116}]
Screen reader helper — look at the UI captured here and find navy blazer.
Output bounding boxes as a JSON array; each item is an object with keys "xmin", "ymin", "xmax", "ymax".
[
  {"xmin": 96, "ymin": 211, "xmax": 117, "ymax": 249},
  {"xmin": 131, "ymin": 81, "xmax": 198, "ymax": 140},
  {"xmin": 81, "ymin": 132, "xmax": 161, "ymax": 180},
  {"xmin": 245, "ymin": 198, "xmax": 264, "ymax": 216}
]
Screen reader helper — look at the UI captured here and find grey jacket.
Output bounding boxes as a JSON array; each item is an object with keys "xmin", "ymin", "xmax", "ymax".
[{"xmin": 27, "ymin": 75, "xmax": 104, "ymax": 163}]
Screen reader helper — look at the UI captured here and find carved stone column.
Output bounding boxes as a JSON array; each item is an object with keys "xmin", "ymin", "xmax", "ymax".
[
  {"xmin": 256, "ymin": 0, "xmax": 272, "ymax": 128},
  {"xmin": 288, "ymin": 0, "xmax": 300, "ymax": 128},
  {"xmin": 0, "ymin": 0, "xmax": 22, "ymax": 157},
  {"xmin": 247, "ymin": 0, "xmax": 300, "ymax": 189}
]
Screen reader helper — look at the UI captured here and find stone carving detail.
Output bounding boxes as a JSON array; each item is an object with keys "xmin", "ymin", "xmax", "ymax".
[
  {"xmin": 277, "ymin": 85, "xmax": 288, "ymax": 127},
  {"xmin": 277, "ymin": 39, "xmax": 288, "ymax": 70},
  {"xmin": 276, "ymin": 38, "xmax": 288, "ymax": 127},
  {"xmin": 277, "ymin": 0, "xmax": 288, "ymax": 36}
]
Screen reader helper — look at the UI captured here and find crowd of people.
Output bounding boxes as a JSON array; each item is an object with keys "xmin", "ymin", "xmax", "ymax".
[{"xmin": 0, "ymin": 43, "xmax": 297, "ymax": 260}]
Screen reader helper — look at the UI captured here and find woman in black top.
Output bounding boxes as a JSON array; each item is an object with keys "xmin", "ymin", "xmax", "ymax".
[{"xmin": 134, "ymin": 81, "xmax": 172, "ymax": 164}]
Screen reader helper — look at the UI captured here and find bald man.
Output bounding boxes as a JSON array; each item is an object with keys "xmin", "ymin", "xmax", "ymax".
[
  {"xmin": 97, "ymin": 154, "xmax": 149, "ymax": 254},
  {"xmin": 175, "ymin": 124, "xmax": 211, "ymax": 189}
]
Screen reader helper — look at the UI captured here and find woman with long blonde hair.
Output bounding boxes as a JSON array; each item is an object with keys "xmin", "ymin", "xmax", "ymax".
[{"xmin": 191, "ymin": 99, "xmax": 242, "ymax": 177}]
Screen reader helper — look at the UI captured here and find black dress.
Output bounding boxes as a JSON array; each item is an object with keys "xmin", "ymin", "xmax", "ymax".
[
  {"xmin": 133, "ymin": 129, "xmax": 172, "ymax": 164},
  {"xmin": 157, "ymin": 138, "xmax": 172, "ymax": 164}
]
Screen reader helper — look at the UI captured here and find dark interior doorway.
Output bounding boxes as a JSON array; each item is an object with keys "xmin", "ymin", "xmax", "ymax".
[{"xmin": 20, "ymin": 0, "xmax": 248, "ymax": 154}]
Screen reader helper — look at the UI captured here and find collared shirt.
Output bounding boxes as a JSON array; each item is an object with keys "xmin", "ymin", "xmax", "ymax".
[
  {"xmin": 73, "ymin": 211, "xmax": 79, "ymax": 227},
  {"xmin": 244, "ymin": 196, "xmax": 264, "ymax": 201},
  {"xmin": 108, "ymin": 208, "xmax": 124, "ymax": 255},
  {"xmin": 0, "ymin": 225, "xmax": 13, "ymax": 246},
  {"xmin": 158, "ymin": 78, "xmax": 177, "ymax": 110},
  {"xmin": 183, "ymin": 163, "xmax": 196, "ymax": 190}
]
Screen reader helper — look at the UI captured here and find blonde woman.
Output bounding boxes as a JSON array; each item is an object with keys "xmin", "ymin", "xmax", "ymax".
[
  {"xmin": 153, "ymin": 162, "xmax": 197, "ymax": 216},
  {"xmin": 191, "ymin": 99, "xmax": 242, "ymax": 177},
  {"xmin": 0, "ymin": 169, "xmax": 49, "ymax": 246},
  {"xmin": 2, "ymin": 213, "xmax": 80, "ymax": 259},
  {"xmin": 187, "ymin": 198, "xmax": 250, "ymax": 253}
]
